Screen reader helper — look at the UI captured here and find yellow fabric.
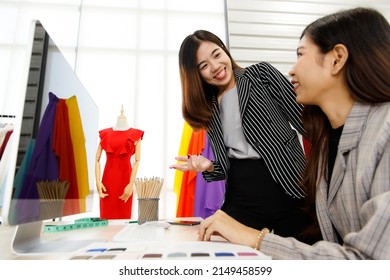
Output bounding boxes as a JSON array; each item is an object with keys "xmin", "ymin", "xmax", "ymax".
[
  {"xmin": 66, "ymin": 96, "xmax": 90, "ymax": 212},
  {"xmin": 173, "ymin": 122, "xmax": 193, "ymax": 208}
]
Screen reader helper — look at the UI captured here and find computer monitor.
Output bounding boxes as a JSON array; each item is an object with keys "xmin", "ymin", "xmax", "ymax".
[{"xmin": 0, "ymin": 20, "xmax": 99, "ymax": 254}]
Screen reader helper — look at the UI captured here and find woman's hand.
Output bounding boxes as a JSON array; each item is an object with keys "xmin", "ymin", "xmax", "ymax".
[
  {"xmin": 198, "ymin": 210, "xmax": 260, "ymax": 248},
  {"xmin": 169, "ymin": 154, "xmax": 214, "ymax": 172}
]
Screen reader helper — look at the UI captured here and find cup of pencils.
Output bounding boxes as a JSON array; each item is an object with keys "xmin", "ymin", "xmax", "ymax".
[
  {"xmin": 36, "ymin": 179, "xmax": 69, "ymax": 220},
  {"xmin": 135, "ymin": 177, "xmax": 163, "ymax": 224}
]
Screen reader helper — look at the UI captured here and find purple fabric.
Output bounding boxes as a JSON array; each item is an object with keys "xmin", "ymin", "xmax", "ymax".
[
  {"xmin": 193, "ymin": 135, "xmax": 225, "ymax": 219},
  {"xmin": 14, "ymin": 92, "xmax": 60, "ymax": 224}
]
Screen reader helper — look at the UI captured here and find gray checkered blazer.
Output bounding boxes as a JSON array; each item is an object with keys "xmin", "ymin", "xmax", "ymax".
[{"xmin": 261, "ymin": 102, "xmax": 390, "ymax": 259}]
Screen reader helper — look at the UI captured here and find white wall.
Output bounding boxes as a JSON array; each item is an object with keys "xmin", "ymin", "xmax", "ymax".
[{"xmin": 226, "ymin": 0, "xmax": 390, "ymax": 75}]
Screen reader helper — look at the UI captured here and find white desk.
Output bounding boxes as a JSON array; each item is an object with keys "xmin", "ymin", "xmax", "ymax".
[{"xmin": 0, "ymin": 219, "xmax": 270, "ymax": 260}]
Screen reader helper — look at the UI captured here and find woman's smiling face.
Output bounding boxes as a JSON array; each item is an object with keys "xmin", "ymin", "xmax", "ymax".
[
  {"xmin": 196, "ymin": 41, "xmax": 235, "ymax": 94},
  {"xmin": 289, "ymin": 35, "xmax": 336, "ymax": 106}
]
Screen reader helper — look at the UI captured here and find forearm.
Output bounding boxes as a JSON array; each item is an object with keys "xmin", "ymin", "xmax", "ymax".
[
  {"xmin": 202, "ymin": 161, "xmax": 226, "ymax": 182},
  {"xmin": 129, "ymin": 159, "xmax": 139, "ymax": 186}
]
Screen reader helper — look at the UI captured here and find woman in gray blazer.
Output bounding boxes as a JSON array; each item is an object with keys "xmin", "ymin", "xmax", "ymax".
[
  {"xmin": 198, "ymin": 7, "xmax": 390, "ymax": 259},
  {"xmin": 170, "ymin": 30, "xmax": 318, "ymax": 244}
]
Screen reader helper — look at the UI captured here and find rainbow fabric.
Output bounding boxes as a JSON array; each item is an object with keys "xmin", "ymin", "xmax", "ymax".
[{"xmin": 173, "ymin": 122, "xmax": 225, "ymax": 219}]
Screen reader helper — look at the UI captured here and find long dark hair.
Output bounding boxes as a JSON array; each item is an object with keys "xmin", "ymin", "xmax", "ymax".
[
  {"xmin": 178, "ymin": 30, "xmax": 242, "ymax": 130},
  {"xmin": 300, "ymin": 7, "xmax": 390, "ymax": 235}
]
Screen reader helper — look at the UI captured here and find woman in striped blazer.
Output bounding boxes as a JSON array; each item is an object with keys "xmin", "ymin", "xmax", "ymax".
[
  {"xmin": 170, "ymin": 30, "xmax": 318, "ymax": 243},
  {"xmin": 198, "ymin": 7, "xmax": 390, "ymax": 259}
]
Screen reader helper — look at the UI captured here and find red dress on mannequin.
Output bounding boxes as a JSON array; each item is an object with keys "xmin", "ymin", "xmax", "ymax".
[{"xmin": 98, "ymin": 127, "xmax": 144, "ymax": 219}]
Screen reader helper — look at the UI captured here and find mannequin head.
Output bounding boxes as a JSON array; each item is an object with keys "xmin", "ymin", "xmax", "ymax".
[{"xmin": 113, "ymin": 105, "xmax": 129, "ymax": 131}]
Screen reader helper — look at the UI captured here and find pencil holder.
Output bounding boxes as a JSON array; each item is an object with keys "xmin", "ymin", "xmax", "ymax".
[
  {"xmin": 138, "ymin": 198, "xmax": 159, "ymax": 224},
  {"xmin": 39, "ymin": 199, "xmax": 65, "ymax": 220}
]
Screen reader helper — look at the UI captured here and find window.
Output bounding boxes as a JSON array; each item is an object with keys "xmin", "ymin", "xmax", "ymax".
[{"xmin": 0, "ymin": 0, "xmax": 226, "ymax": 218}]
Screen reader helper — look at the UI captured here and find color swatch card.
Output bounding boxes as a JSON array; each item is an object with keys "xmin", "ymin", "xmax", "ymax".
[{"xmin": 69, "ymin": 241, "xmax": 271, "ymax": 260}]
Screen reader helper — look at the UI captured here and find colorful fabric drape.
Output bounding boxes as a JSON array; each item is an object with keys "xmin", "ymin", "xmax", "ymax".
[
  {"xmin": 174, "ymin": 122, "xmax": 225, "ymax": 219},
  {"xmin": 176, "ymin": 129, "xmax": 205, "ymax": 217},
  {"xmin": 13, "ymin": 92, "xmax": 88, "ymax": 223}
]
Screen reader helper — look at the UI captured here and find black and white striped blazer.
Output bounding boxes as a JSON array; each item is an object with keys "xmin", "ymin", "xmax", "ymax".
[{"xmin": 203, "ymin": 62, "xmax": 307, "ymax": 198}]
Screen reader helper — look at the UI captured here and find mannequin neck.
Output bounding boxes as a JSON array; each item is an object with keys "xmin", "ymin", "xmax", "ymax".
[{"xmin": 113, "ymin": 116, "xmax": 129, "ymax": 131}]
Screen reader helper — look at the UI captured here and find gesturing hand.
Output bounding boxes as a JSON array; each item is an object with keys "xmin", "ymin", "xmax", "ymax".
[{"xmin": 169, "ymin": 154, "xmax": 214, "ymax": 173}]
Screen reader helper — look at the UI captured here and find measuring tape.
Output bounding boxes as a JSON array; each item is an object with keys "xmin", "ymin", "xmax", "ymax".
[{"xmin": 44, "ymin": 217, "xmax": 108, "ymax": 233}]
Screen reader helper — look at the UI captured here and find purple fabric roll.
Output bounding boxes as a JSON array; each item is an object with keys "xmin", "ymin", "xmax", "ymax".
[{"xmin": 193, "ymin": 135, "xmax": 225, "ymax": 219}]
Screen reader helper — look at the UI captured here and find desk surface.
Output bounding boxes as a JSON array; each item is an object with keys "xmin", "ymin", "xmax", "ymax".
[{"xmin": 0, "ymin": 219, "xmax": 270, "ymax": 260}]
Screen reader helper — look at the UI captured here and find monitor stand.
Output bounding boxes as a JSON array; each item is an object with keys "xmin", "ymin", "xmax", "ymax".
[{"xmin": 12, "ymin": 220, "xmax": 100, "ymax": 254}]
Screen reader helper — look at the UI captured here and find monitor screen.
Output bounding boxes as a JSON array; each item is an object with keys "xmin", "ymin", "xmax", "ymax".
[{"xmin": 0, "ymin": 20, "xmax": 99, "ymax": 253}]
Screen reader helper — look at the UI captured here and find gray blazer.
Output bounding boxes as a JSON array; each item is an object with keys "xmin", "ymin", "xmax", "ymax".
[
  {"xmin": 203, "ymin": 62, "xmax": 307, "ymax": 198},
  {"xmin": 261, "ymin": 102, "xmax": 390, "ymax": 259}
]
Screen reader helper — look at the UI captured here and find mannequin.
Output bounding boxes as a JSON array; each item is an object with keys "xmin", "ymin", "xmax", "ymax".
[{"xmin": 95, "ymin": 106, "xmax": 144, "ymax": 219}]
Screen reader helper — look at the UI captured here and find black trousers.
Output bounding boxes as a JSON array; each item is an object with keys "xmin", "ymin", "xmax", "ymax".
[{"xmin": 221, "ymin": 158, "xmax": 314, "ymax": 243}]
